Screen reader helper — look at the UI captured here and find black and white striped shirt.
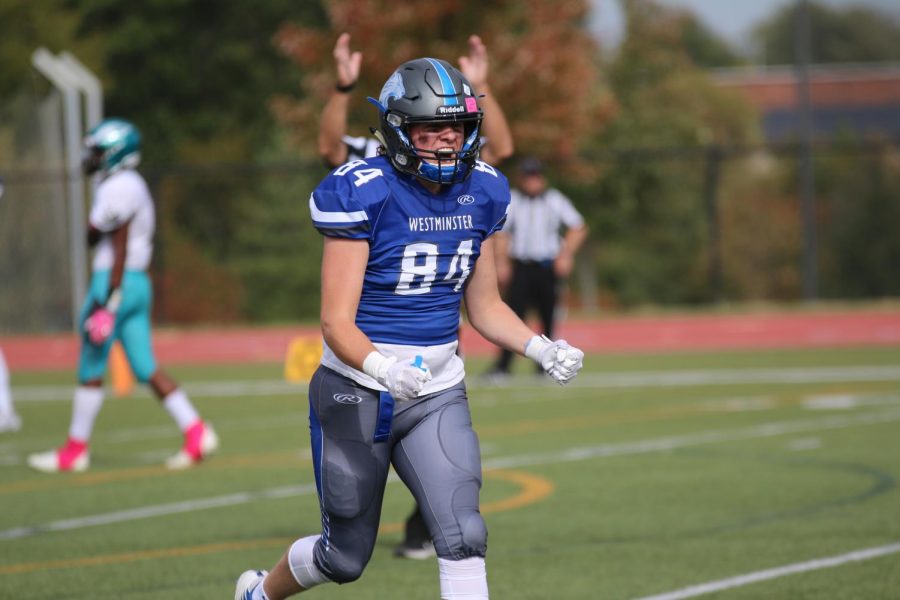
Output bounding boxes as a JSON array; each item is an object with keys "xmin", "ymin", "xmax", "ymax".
[
  {"xmin": 342, "ymin": 135, "xmax": 383, "ymax": 162},
  {"xmin": 503, "ymin": 188, "xmax": 584, "ymax": 261}
]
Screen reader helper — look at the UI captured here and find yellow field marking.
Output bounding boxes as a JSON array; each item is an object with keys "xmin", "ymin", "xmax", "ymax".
[
  {"xmin": 376, "ymin": 468, "xmax": 554, "ymax": 535},
  {"xmin": 480, "ymin": 468, "xmax": 555, "ymax": 514},
  {"xmin": 0, "ymin": 469, "xmax": 553, "ymax": 575}
]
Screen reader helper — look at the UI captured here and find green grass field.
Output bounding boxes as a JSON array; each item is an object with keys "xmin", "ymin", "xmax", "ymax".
[{"xmin": 2, "ymin": 346, "xmax": 899, "ymax": 599}]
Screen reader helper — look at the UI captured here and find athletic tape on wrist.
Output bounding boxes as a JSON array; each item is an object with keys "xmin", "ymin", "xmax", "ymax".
[
  {"xmin": 524, "ymin": 335, "xmax": 550, "ymax": 362},
  {"xmin": 362, "ymin": 351, "xmax": 391, "ymax": 381}
]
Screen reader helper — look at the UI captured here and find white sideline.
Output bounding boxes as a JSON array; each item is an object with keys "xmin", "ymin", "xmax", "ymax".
[
  {"xmin": 11, "ymin": 365, "xmax": 900, "ymax": 402},
  {"xmin": 634, "ymin": 541, "xmax": 900, "ymax": 600},
  {"xmin": 3, "ymin": 407, "xmax": 900, "ymax": 541}
]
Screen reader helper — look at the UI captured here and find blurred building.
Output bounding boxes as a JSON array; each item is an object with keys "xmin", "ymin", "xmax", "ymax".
[{"xmin": 713, "ymin": 63, "xmax": 900, "ymax": 141}]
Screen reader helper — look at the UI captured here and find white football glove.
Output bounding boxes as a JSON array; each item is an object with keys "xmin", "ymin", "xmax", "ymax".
[
  {"xmin": 363, "ymin": 353, "xmax": 433, "ymax": 402},
  {"xmin": 525, "ymin": 335, "xmax": 584, "ymax": 385}
]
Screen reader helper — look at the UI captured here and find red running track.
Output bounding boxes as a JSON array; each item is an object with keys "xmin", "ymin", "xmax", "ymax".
[{"xmin": 3, "ymin": 310, "xmax": 900, "ymax": 372}]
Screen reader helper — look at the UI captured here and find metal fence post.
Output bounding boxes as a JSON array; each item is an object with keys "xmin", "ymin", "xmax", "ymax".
[{"xmin": 31, "ymin": 48, "xmax": 87, "ymax": 330}]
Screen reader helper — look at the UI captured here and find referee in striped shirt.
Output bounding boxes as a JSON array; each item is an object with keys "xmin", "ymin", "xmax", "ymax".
[{"xmin": 488, "ymin": 157, "xmax": 588, "ymax": 379}]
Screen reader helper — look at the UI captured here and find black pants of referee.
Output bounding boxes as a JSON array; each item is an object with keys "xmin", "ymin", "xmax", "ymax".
[{"xmin": 493, "ymin": 259, "xmax": 557, "ymax": 374}]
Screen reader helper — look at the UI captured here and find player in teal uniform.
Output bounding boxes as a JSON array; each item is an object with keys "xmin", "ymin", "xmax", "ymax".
[{"xmin": 28, "ymin": 119, "xmax": 218, "ymax": 473}]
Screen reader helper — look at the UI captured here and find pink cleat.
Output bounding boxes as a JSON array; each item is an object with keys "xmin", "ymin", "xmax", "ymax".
[
  {"xmin": 166, "ymin": 420, "xmax": 219, "ymax": 470},
  {"xmin": 28, "ymin": 437, "xmax": 90, "ymax": 473}
]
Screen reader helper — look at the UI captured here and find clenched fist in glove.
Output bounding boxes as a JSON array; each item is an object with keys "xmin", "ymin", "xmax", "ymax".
[
  {"xmin": 83, "ymin": 288, "xmax": 122, "ymax": 346},
  {"xmin": 525, "ymin": 335, "xmax": 584, "ymax": 385},
  {"xmin": 363, "ymin": 352, "xmax": 433, "ymax": 402},
  {"xmin": 84, "ymin": 306, "xmax": 116, "ymax": 345}
]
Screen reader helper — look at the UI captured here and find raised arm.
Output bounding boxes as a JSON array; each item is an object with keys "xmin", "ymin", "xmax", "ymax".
[
  {"xmin": 459, "ymin": 35, "xmax": 514, "ymax": 165},
  {"xmin": 317, "ymin": 33, "xmax": 363, "ymax": 168}
]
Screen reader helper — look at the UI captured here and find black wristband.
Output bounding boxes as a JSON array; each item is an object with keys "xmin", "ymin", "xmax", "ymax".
[{"xmin": 335, "ymin": 81, "xmax": 356, "ymax": 93}]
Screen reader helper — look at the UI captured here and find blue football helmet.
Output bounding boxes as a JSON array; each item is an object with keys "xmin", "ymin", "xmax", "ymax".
[
  {"xmin": 82, "ymin": 118, "xmax": 142, "ymax": 176},
  {"xmin": 369, "ymin": 58, "xmax": 483, "ymax": 185}
]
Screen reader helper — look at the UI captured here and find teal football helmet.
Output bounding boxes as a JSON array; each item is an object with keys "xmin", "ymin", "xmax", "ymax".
[{"xmin": 82, "ymin": 118, "xmax": 142, "ymax": 176}]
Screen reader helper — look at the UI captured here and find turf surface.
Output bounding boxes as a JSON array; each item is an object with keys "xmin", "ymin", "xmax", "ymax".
[{"xmin": 2, "ymin": 347, "xmax": 899, "ymax": 599}]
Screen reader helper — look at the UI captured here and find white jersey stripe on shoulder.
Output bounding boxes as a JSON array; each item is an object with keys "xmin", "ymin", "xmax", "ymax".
[{"xmin": 308, "ymin": 194, "xmax": 368, "ymax": 224}]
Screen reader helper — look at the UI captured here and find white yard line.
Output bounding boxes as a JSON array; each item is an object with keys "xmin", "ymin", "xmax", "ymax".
[
  {"xmin": 3, "ymin": 407, "xmax": 900, "ymax": 541},
  {"xmin": 0, "ymin": 483, "xmax": 317, "ymax": 541},
  {"xmin": 12, "ymin": 365, "xmax": 900, "ymax": 403},
  {"xmin": 11, "ymin": 379, "xmax": 306, "ymax": 403},
  {"xmin": 482, "ymin": 407, "xmax": 900, "ymax": 469},
  {"xmin": 634, "ymin": 541, "xmax": 900, "ymax": 600}
]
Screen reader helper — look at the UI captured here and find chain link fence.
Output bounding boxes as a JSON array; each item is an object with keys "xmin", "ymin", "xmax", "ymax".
[
  {"xmin": 1, "ymin": 87, "xmax": 74, "ymax": 333},
  {"xmin": 3, "ymin": 135, "xmax": 898, "ymax": 334}
]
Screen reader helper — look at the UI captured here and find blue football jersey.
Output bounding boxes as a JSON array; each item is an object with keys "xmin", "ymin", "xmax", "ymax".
[{"xmin": 310, "ymin": 156, "xmax": 510, "ymax": 346}]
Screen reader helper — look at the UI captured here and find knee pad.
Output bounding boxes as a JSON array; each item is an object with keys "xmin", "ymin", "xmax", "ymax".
[
  {"xmin": 318, "ymin": 551, "xmax": 366, "ymax": 585},
  {"xmin": 457, "ymin": 510, "xmax": 488, "ymax": 556}
]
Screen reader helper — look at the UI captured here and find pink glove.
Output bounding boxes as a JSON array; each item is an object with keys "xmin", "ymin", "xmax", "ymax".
[{"xmin": 85, "ymin": 307, "xmax": 116, "ymax": 345}]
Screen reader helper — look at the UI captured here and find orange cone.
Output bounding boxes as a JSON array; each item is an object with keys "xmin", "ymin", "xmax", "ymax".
[{"xmin": 110, "ymin": 341, "xmax": 135, "ymax": 397}]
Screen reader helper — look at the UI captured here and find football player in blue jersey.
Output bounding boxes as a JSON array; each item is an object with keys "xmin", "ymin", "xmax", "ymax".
[
  {"xmin": 236, "ymin": 57, "xmax": 583, "ymax": 600},
  {"xmin": 318, "ymin": 31, "xmax": 516, "ymax": 562}
]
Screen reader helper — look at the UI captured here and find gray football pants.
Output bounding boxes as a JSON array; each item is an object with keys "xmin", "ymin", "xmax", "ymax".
[{"xmin": 307, "ymin": 366, "xmax": 487, "ymax": 584}]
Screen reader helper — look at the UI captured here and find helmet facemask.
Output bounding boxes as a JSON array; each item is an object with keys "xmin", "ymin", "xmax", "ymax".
[
  {"xmin": 81, "ymin": 145, "xmax": 105, "ymax": 176},
  {"xmin": 370, "ymin": 58, "xmax": 484, "ymax": 185}
]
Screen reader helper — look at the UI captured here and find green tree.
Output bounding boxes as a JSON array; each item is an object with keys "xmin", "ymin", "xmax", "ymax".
[
  {"xmin": 673, "ymin": 9, "xmax": 744, "ymax": 68},
  {"xmin": 63, "ymin": 1, "xmax": 330, "ymax": 323},
  {"xmin": 70, "ymin": 0, "xmax": 326, "ymax": 163},
  {"xmin": 0, "ymin": 0, "xmax": 94, "ymax": 103},
  {"xmin": 582, "ymin": 0, "xmax": 759, "ymax": 306},
  {"xmin": 753, "ymin": 1, "xmax": 900, "ymax": 64},
  {"xmin": 817, "ymin": 141, "xmax": 900, "ymax": 298}
]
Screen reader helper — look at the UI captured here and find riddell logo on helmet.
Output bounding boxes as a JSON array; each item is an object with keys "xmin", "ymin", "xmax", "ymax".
[{"xmin": 437, "ymin": 105, "xmax": 466, "ymax": 114}]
